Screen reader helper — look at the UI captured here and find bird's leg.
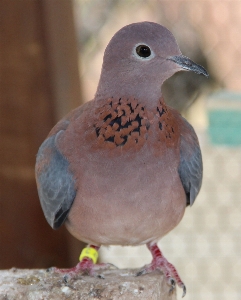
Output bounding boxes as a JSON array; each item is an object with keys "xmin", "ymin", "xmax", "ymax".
[
  {"xmin": 49, "ymin": 245, "xmax": 117, "ymax": 282},
  {"xmin": 136, "ymin": 242, "xmax": 186, "ymax": 297}
]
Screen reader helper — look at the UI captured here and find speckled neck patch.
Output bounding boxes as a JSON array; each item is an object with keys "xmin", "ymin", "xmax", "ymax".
[
  {"xmin": 156, "ymin": 100, "xmax": 176, "ymax": 141},
  {"xmin": 94, "ymin": 97, "xmax": 175, "ymax": 150}
]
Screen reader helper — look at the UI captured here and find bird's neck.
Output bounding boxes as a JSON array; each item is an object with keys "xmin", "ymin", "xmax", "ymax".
[{"xmin": 95, "ymin": 68, "xmax": 165, "ymax": 110}]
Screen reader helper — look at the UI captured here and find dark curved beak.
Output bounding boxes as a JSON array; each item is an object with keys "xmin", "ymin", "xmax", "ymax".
[{"xmin": 167, "ymin": 55, "xmax": 209, "ymax": 77}]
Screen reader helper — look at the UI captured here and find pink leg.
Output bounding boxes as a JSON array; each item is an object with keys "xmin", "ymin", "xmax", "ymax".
[
  {"xmin": 137, "ymin": 242, "xmax": 186, "ymax": 297},
  {"xmin": 50, "ymin": 245, "xmax": 117, "ymax": 282}
]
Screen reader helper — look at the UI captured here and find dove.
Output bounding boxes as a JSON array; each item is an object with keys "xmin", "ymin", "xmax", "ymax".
[{"xmin": 35, "ymin": 22, "xmax": 208, "ymax": 296}]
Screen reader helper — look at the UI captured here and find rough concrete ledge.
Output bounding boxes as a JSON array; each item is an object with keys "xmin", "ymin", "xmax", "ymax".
[{"xmin": 0, "ymin": 268, "xmax": 177, "ymax": 300}]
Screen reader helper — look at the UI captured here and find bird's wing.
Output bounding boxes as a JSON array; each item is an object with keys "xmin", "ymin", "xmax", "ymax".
[
  {"xmin": 35, "ymin": 100, "xmax": 94, "ymax": 229},
  {"xmin": 177, "ymin": 116, "xmax": 203, "ymax": 206},
  {"xmin": 35, "ymin": 130, "xmax": 76, "ymax": 229}
]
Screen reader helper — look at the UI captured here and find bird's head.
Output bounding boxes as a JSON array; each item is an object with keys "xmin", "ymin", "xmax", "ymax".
[{"xmin": 96, "ymin": 22, "xmax": 208, "ymax": 106}]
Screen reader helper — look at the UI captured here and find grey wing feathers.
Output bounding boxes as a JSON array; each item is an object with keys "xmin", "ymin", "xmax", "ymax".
[
  {"xmin": 35, "ymin": 130, "xmax": 76, "ymax": 229},
  {"xmin": 178, "ymin": 119, "xmax": 203, "ymax": 206}
]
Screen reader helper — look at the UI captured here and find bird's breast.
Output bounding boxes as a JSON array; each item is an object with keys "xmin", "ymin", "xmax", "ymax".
[
  {"xmin": 61, "ymin": 97, "xmax": 185, "ymax": 246},
  {"xmin": 65, "ymin": 149, "xmax": 186, "ymax": 245}
]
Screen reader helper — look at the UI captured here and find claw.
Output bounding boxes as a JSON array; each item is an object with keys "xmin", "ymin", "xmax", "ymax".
[
  {"xmin": 63, "ymin": 274, "xmax": 71, "ymax": 283},
  {"xmin": 46, "ymin": 267, "xmax": 56, "ymax": 273},
  {"xmin": 106, "ymin": 263, "xmax": 119, "ymax": 270},
  {"xmin": 136, "ymin": 268, "xmax": 147, "ymax": 277},
  {"xmin": 182, "ymin": 284, "xmax": 186, "ymax": 298},
  {"xmin": 168, "ymin": 278, "xmax": 176, "ymax": 295}
]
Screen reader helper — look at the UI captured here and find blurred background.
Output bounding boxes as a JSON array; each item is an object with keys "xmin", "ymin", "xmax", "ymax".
[{"xmin": 0, "ymin": 0, "xmax": 241, "ymax": 299}]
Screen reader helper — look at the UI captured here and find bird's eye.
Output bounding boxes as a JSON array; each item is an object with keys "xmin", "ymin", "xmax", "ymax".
[{"xmin": 136, "ymin": 45, "xmax": 151, "ymax": 58}]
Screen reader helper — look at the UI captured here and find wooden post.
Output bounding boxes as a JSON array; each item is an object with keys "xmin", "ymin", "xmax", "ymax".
[{"xmin": 0, "ymin": 0, "xmax": 82, "ymax": 269}]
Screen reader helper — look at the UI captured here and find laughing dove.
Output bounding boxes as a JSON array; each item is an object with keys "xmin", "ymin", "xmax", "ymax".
[{"xmin": 35, "ymin": 22, "xmax": 208, "ymax": 296}]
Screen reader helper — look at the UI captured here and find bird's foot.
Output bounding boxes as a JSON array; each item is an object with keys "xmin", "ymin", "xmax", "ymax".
[
  {"xmin": 136, "ymin": 242, "xmax": 186, "ymax": 297},
  {"xmin": 50, "ymin": 259, "xmax": 116, "ymax": 282},
  {"xmin": 48, "ymin": 245, "xmax": 117, "ymax": 282}
]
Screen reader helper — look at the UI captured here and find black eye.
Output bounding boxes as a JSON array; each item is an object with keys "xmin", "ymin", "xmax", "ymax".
[{"xmin": 136, "ymin": 45, "xmax": 151, "ymax": 58}]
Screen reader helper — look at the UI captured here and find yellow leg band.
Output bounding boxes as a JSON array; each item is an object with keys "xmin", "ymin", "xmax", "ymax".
[{"xmin": 79, "ymin": 247, "xmax": 98, "ymax": 264}]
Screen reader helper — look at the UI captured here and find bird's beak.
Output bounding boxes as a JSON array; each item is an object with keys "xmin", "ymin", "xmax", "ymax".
[{"xmin": 167, "ymin": 55, "xmax": 209, "ymax": 77}]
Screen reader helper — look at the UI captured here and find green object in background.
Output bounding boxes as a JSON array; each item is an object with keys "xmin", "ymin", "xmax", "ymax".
[
  {"xmin": 208, "ymin": 110, "xmax": 241, "ymax": 146},
  {"xmin": 207, "ymin": 91, "xmax": 241, "ymax": 146}
]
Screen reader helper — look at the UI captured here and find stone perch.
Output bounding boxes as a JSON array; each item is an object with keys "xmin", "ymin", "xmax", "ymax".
[{"xmin": 0, "ymin": 268, "xmax": 177, "ymax": 299}]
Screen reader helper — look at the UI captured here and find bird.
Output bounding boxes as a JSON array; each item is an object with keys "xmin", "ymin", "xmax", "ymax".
[{"xmin": 35, "ymin": 22, "xmax": 208, "ymax": 297}]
